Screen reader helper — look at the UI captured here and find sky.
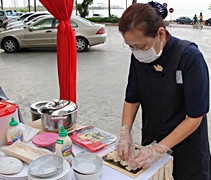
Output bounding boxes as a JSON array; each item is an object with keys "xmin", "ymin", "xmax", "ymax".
[{"xmin": 3, "ymin": 0, "xmax": 210, "ymax": 10}]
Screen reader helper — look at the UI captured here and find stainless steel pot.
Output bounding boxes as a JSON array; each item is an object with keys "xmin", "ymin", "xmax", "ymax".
[{"xmin": 37, "ymin": 99, "xmax": 78, "ymax": 132}]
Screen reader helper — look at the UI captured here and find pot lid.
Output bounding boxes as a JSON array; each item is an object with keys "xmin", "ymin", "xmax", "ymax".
[
  {"xmin": 39, "ymin": 99, "xmax": 78, "ymax": 116},
  {"xmin": 30, "ymin": 101, "xmax": 48, "ymax": 111}
]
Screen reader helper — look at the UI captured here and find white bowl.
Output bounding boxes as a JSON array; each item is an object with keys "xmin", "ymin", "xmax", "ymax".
[
  {"xmin": 73, "ymin": 168, "xmax": 103, "ymax": 180},
  {"xmin": 72, "ymin": 152, "xmax": 103, "ymax": 175},
  {"xmin": 29, "ymin": 154, "xmax": 63, "ymax": 178}
]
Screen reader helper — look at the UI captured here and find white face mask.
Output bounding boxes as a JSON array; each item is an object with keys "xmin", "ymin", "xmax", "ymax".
[{"xmin": 132, "ymin": 37, "xmax": 163, "ymax": 63}]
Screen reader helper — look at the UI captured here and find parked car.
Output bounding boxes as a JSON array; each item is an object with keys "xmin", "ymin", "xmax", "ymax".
[
  {"xmin": 6, "ymin": 15, "xmax": 47, "ymax": 30},
  {"xmin": 0, "ymin": 10, "xmax": 19, "ymax": 25},
  {"xmin": 0, "ymin": 15, "xmax": 107, "ymax": 53},
  {"xmin": 15, "ymin": 12, "xmax": 35, "ymax": 21},
  {"xmin": 1, "ymin": 12, "xmax": 35, "ymax": 29},
  {"xmin": 92, "ymin": 14, "xmax": 105, "ymax": 18},
  {"xmin": 205, "ymin": 18, "xmax": 211, "ymax": 26},
  {"xmin": 6, "ymin": 12, "xmax": 50, "ymax": 30},
  {"xmin": 175, "ymin": 16, "xmax": 193, "ymax": 24}
]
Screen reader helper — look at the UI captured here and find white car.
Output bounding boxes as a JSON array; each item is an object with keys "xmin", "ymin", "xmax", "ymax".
[
  {"xmin": 6, "ymin": 15, "xmax": 48, "ymax": 30},
  {"xmin": 6, "ymin": 12, "xmax": 50, "ymax": 29},
  {"xmin": 0, "ymin": 15, "xmax": 107, "ymax": 53}
]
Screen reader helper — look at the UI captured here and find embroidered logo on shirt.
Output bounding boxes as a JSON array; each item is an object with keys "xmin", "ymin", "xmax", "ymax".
[{"xmin": 154, "ymin": 64, "xmax": 163, "ymax": 72}]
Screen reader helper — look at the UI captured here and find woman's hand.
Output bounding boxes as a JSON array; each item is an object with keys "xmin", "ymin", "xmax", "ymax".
[
  {"xmin": 128, "ymin": 141, "xmax": 172, "ymax": 169},
  {"xmin": 116, "ymin": 125, "xmax": 133, "ymax": 161}
]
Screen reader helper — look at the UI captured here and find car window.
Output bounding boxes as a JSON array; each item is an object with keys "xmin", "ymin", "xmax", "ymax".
[
  {"xmin": 20, "ymin": 13, "xmax": 34, "ymax": 20},
  {"xmin": 0, "ymin": 11, "xmax": 4, "ymax": 16},
  {"xmin": 6, "ymin": 11, "xmax": 11, "ymax": 15},
  {"xmin": 28, "ymin": 14, "xmax": 42, "ymax": 21},
  {"xmin": 31, "ymin": 18, "xmax": 54, "ymax": 30},
  {"xmin": 26, "ymin": 13, "xmax": 48, "ymax": 22},
  {"xmin": 55, "ymin": 19, "xmax": 74, "ymax": 27},
  {"xmin": 71, "ymin": 20, "xmax": 78, "ymax": 28}
]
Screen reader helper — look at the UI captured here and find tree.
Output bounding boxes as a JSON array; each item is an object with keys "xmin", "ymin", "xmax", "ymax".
[
  {"xmin": 75, "ymin": 0, "xmax": 78, "ymax": 15},
  {"xmin": 132, "ymin": 0, "xmax": 137, "ymax": 4},
  {"xmin": 76, "ymin": 0, "xmax": 93, "ymax": 17},
  {"xmin": 209, "ymin": 4, "xmax": 211, "ymax": 10}
]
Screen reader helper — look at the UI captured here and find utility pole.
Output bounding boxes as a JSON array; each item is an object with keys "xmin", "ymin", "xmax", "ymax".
[
  {"xmin": 28, "ymin": 0, "xmax": 31, "ymax": 12},
  {"xmin": 34, "ymin": 0, "xmax": 36, "ymax": 12},
  {"xmin": 108, "ymin": 0, "xmax": 111, "ymax": 17}
]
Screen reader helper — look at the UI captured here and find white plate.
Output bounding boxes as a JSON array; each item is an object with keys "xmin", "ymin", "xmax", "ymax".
[
  {"xmin": 0, "ymin": 149, "xmax": 5, "ymax": 157},
  {"xmin": 28, "ymin": 160, "xmax": 70, "ymax": 180},
  {"xmin": 0, "ymin": 162, "xmax": 28, "ymax": 179},
  {"xmin": 0, "ymin": 156, "xmax": 24, "ymax": 175}
]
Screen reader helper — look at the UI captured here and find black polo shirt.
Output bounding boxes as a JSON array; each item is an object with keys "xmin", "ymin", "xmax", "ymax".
[{"xmin": 125, "ymin": 32, "xmax": 209, "ymax": 118}]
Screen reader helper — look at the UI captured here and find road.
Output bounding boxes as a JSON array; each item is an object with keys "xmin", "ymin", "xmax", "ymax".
[{"xmin": 0, "ymin": 24, "xmax": 211, "ymax": 145}]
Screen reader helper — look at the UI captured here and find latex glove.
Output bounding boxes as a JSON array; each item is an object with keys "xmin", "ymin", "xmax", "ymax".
[
  {"xmin": 115, "ymin": 125, "xmax": 133, "ymax": 161},
  {"xmin": 128, "ymin": 141, "xmax": 172, "ymax": 169}
]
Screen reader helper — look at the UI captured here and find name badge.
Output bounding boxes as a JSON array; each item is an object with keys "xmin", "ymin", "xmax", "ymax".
[{"xmin": 176, "ymin": 70, "xmax": 183, "ymax": 84}]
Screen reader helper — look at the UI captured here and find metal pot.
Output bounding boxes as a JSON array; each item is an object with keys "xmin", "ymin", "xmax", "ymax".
[
  {"xmin": 30, "ymin": 101, "xmax": 48, "ymax": 121},
  {"xmin": 37, "ymin": 99, "xmax": 78, "ymax": 132}
]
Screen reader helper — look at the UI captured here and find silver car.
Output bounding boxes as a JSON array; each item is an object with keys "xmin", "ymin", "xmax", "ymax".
[
  {"xmin": 0, "ymin": 10, "xmax": 19, "ymax": 24},
  {"xmin": 0, "ymin": 15, "xmax": 107, "ymax": 53}
]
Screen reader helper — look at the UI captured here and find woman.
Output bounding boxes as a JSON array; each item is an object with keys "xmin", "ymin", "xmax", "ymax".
[
  {"xmin": 116, "ymin": 2, "xmax": 210, "ymax": 180},
  {"xmin": 193, "ymin": 14, "xmax": 198, "ymax": 28}
]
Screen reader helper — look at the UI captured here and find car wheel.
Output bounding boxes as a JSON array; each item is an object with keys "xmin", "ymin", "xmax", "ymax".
[
  {"xmin": 2, "ymin": 37, "xmax": 19, "ymax": 53},
  {"xmin": 208, "ymin": 23, "xmax": 211, "ymax": 26},
  {"xmin": 76, "ymin": 37, "xmax": 89, "ymax": 52},
  {"xmin": 177, "ymin": 21, "xmax": 180, "ymax": 24}
]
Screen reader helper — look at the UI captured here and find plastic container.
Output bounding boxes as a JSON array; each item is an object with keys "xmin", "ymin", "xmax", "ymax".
[
  {"xmin": 56, "ymin": 126, "xmax": 73, "ymax": 163},
  {"xmin": 7, "ymin": 117, "xmax": 23, "ymax": 145},
  {"xmin": 32, "ymin": 132, "xmax": 58, "ymax": 152},
  {"xmin": 0, "ymin": 100, "xmax": 19, "ymax": 145}
]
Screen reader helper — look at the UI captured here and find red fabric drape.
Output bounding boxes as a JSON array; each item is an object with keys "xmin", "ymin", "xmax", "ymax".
[{"xmin": 39, "ymin": 0, "xmax": 77, "ymax": 103}]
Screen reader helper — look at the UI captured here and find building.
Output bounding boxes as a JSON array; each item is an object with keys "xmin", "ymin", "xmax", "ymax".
[{"xmin": 23, "ymin": 0, "xmax": 28, "ymax": 7}]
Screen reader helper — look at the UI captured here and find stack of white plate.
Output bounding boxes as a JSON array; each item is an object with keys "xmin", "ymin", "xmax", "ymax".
[
  {"xmin": 0, "ymin": 155, "xmax": 28, "ymax": 180},
  {"xmin": 28, "ymin": 160, "xmax": 71, "ymax": 180},
  {"xmin": 0, "ymin": 163, "xmax": 28, "ymax": 180}
]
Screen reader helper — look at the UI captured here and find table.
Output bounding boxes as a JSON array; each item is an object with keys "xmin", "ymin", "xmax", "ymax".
[{"xmin": 27, "ymin": 120, "xmax": 174, "ymax": 180}]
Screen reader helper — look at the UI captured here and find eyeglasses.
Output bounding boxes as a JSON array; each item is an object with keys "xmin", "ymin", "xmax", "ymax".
[
  {"xmin": 123, "ymin": 41, "xmax": 131, "ymax": 49},
  {"xmin": 122, "ymin": 36, "xmax": 157, "ymax": 51},
  {"xmin": 122, "ymin": 41, "xmax": 148, "ymax": 51},
  {"xmin": 122, "ymin": 41, "xmax": 137, "ymax": 51}
]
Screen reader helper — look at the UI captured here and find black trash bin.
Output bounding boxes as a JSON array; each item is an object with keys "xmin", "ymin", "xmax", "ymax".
[{"xmin": 30, "ymin": 101, "xmax": 48, "ymax": 121}]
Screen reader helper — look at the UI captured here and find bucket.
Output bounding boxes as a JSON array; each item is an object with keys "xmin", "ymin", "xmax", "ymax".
[{"xmin": 30, "ymin": 101, "xmax": 48, "ymax": 121}]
